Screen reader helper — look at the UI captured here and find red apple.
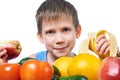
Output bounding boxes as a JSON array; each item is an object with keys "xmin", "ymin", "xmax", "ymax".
[
  {"xmin": 0, "ymin": 40, "xmax": 22, "ymax": 60},
  {"xmin": 98, "ymin": 56, "xmax": 120, "ymax": 80}
]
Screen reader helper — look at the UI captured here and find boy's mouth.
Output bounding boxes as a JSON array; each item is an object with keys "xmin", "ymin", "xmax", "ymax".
[{"xmin": 54, "ymin": 46, "xmax": 68, "ymax": 51}]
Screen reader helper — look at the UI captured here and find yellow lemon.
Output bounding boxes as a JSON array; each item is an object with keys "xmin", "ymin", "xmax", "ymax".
[
  {"xmin": 53, "ymin": 57, "xmax": 73, "ymax": 76},
  {"xmin": 68, "ymin": 53, "xmax": 102, "ymax": 80}
]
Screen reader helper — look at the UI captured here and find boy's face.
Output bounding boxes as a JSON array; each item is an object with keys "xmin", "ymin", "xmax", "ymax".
[{"xmin": 38, "ymin": 16, "xmax": 81, "ymax": 58}]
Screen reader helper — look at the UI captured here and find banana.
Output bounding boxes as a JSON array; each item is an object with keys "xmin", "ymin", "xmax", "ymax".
[
  {"xmin": 89, "ymin": 30, "xmax": 110, "ymax": 58},
  {"xmin": 78, "ymin": 29, "xmax": 118, "ymax": 59}
]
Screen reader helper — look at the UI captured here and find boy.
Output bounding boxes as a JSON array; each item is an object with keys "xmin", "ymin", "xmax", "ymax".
[{"xmin": 0, "ymin": 0, "xmax": 112, "ymax": 65}]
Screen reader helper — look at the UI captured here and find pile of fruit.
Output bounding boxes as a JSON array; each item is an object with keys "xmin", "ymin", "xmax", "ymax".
[{"xmin": 0, "ymin": 53, "xmax": 120, "ymax": 80}]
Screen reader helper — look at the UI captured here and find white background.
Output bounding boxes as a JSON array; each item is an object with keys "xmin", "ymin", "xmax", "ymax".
[{"xmin": 0, "ymin": 0, "xmax": 120, "ymax": 62}]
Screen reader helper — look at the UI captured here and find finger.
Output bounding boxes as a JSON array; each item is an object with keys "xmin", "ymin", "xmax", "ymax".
[
  {"xmin": 104, "ymin": 46, "xmax": 110, "ymax": 55},
  {"xmin": 0, "ymin": 49, "xmax": 7, "ymax": 57},
  {"xmin": 3, "ymin": 54, "xmax": 8, "ymax": 59},
  {"xmin": 99, "ymin": 41, "xmax": 109, "ymax": 55},
  {"xmin": 96, "ymin": 34, "xmax": 106, "ymax": 43},
  {"xmin": 0, "ymin": 46, "xmax": 4, "ymax": 51},
  {"xmin": 96, "ymin": 38, "xmax": 108, "ymax": 51},
  {"xmin": 2, "ymin": 54, "xmax": 8, "ymax": 63}
]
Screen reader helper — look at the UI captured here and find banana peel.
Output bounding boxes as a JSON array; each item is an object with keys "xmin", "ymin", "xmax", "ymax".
[
  {"xmin": 89, "ymin": 30, "xmax": 110, "ymax": 58},
  {"xmin": 79, "ymin": 29, "xmax": 118, "ymax": 59}
]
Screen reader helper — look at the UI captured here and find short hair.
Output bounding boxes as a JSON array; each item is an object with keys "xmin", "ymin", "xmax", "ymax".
[{"xmin": 36, "ymin": 0, "xmax": 79, "ymax": 33}]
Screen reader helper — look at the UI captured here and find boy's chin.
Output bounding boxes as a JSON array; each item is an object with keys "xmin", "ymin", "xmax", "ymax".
[{"xmin": 55, "ymin": 53, "xmax": 69, "ymax": 58}]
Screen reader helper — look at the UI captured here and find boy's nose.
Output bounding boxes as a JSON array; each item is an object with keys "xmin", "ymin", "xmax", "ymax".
[{"xmin": 55, "ymin": 33, "xmax": 65, "ymax": 44}]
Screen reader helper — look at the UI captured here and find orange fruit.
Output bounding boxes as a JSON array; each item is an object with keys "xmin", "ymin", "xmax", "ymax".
[
  {"xmin": 68, "ymin": 53, "xmax": 102, "ymax": 80},
  {"xmin": 53, "ymin": 57, "xmax": 73, "ymax": 76}
]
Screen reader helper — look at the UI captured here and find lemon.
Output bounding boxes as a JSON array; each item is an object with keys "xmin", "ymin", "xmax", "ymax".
[
  {"xmin": 68, "ymin": 53, "xmax": 102, "ymax": 80},
  {"xmin": 53, "ymin": 57, "xmax": 73, "ymax": 76}
]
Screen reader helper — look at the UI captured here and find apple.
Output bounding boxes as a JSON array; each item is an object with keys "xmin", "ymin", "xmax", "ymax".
[
  {"xmin": 98, "ymin": 56, "xmax": 120, "ymax": 80},
  {"xmin": 0, "ymin": 40, "xmax": 22, "ymax": 60}
]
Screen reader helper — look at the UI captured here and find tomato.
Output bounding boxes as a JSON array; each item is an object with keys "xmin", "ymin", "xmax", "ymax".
[
  {"xmin": 20, "ymin": 59, "xmax": 54, "ymax": 80},
  {"xmin": 0, "ymin": 63, "xmax": 21, "ymax": 80}
]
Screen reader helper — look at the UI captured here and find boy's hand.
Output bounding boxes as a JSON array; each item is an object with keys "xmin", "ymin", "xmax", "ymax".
[
  {"xmin": 0, "ymin": 46, "xmax": 8, "ymax": 63},
  {"xmin": 96, "ymin": 34, "xmax": 110, "ymax": 56}
]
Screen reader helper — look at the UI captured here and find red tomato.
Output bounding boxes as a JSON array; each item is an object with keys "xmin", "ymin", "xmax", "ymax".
[
  {"xmin": 0, "ymin": 63, "xmax": 21, "ymax": 80},
  {"xmin": 20, "ymin": 60, "xmax": 54, "ymax": 80}
]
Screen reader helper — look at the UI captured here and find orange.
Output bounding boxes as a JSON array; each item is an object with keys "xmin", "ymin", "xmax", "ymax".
[
  {"xmin": 68, "ymin": 53, "xmax": 102, "ymax": 80},
  {"xmin": 53, "ymin": 57, "xmax": 73, "ymax": 76}
]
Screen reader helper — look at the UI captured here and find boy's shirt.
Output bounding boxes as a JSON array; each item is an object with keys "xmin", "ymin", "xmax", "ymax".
[
  {"xmin": 35, "ymin": 51, "xmax": 47, "ymax": 61},
  {"xmin": 35, "ymin": 51, "xmax": 76, "ymax": 62}
]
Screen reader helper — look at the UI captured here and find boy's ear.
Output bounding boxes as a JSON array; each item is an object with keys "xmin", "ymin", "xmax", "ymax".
[
  {"xmin": 37, "ymin": 32, "xmax": 44, "ymax": 43},
  {"xmin": 76, "ymin": 24, "xmax": 81, "ymax": 38}
]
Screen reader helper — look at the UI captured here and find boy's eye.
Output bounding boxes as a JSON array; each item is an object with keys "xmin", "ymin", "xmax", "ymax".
[
  {"xmin": 63, "ymin": 28, "xmax": 70, "ymax": 32},
  {"xmin": 46, "ymin": 30, "xmax": 54, "ymax": 34}
]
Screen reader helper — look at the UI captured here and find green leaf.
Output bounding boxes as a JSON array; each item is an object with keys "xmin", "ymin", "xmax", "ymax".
[{"xmin": 18, "ymin": 57, "xmax": 35, "ymax": 65}]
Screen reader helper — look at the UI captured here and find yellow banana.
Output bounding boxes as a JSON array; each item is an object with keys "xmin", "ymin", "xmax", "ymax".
[
  {"xmin": 79, "ymin": 29, "xmax": 118, "ymax": 59},
  {"xmin": 89, "ymin": 30, "xmax": 109, "ymax": 58},
  {"xmin": 90, "ymin": 29, "xmax": 118, "ymax": 59}
]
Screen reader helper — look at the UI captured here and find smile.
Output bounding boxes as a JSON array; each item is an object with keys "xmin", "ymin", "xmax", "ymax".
[{"xmin": 54, "ymin": 46, "xmax": 68, "ymax": 50}]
